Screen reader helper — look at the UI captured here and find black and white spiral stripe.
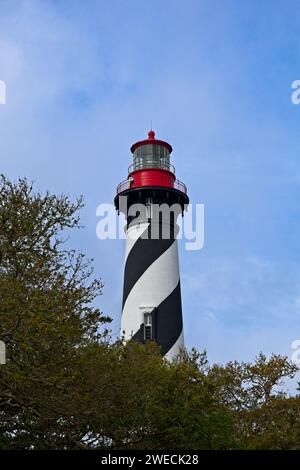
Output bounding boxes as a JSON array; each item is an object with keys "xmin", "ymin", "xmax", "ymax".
[{"xmin": 121, "ymin": 222, "xmax": 184, "ymax": 359}]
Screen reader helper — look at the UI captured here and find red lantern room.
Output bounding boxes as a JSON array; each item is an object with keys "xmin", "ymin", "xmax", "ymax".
[{"xmin": 115, "ymin": 130, "xmax": 189, "ymax": 213}]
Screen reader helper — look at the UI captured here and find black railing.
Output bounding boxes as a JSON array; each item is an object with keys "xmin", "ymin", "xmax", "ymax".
[
  {"xmin": 116, "ymin": 178, "xmax": 187, "ymax": 195},
  {"xmin": 173, "ymin": 179, "xmax": 187, "ymax": 194},
  {"xmin": 116, "ymin": 179, "xmax": 130, "ymax": 194}
]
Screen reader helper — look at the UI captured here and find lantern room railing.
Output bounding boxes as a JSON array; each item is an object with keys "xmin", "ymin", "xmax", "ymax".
[
  {"xmin": 173, "ymin": 179, "xmax": 188, "ymax": 194},
  {"xmin": 128, "ymin": 160, "xmax": 175, "ymax": 174},
  {"xmin": 116, "ymin": 179, "xmax": 130, "ymax": 194},
  {"xmin": 116, "ymin": 177, "xmax": 187, "ymax": 195}
]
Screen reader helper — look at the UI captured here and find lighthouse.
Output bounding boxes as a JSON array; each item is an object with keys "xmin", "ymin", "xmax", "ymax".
[{"xmin": 114, "ymin": 130, "xmax": 189, "ymax": 359}]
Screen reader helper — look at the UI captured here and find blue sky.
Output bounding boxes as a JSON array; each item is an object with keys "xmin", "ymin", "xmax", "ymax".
[{"xmin": 1, "ymin": 0, "xmax": 300, "ymax": 377}]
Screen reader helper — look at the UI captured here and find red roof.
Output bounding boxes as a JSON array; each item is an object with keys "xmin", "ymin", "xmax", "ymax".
[{"xmin": 130, "ymin": 130, "xmax": 173, "ymax": 154}]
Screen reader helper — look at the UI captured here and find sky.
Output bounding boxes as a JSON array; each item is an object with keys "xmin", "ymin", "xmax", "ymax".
[{"xmin": 1, "ymin": 0, "xmax": 300, "ymax": 383}]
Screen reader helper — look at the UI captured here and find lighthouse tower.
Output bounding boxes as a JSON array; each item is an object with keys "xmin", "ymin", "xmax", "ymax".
[{"xmin": 114, "ymin": 130, "xmax": 189, "ymax": 359}]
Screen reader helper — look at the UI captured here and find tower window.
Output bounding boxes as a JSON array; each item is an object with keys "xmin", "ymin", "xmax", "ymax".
[{"xmin": 144, "ymin": 312, "xmax": 153, "ymax": 341}]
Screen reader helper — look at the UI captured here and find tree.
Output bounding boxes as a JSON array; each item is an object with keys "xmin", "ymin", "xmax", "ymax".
[
  {"xmin": 210, "ymin": 353, "xmax": 299, "ymax": 449},
  {"xmin": 71, "ymin": 344, "xmax": 234, "ymax": 450},
  {"xmin": 0, "ymin": 175, "xmax": 110, "ymax": 449}
]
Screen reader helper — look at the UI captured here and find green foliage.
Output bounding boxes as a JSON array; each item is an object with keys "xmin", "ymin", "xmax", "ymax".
[
  {"xmin": 210, "ymin": 353, "xmax": 299, "ymax": 449},
  {"xmin": 0, "ymin": 175, "xmax": 110, "ymax": 449},
  {"xmin": 0, "ymin": 176, "xmax": 299, "ymax": 450}
]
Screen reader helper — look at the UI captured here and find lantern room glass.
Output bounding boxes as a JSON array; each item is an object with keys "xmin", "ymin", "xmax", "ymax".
[{"xmin": 133, "ymin": 144, "xmax": 171, "ymax": 171}]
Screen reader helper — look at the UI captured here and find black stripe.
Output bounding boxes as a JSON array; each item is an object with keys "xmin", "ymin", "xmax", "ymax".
[
  {"xmin": 122, "ymin": 235, "xmax": 174, "ymax": 309},
  {"xmin": 131, "ymin": 324, "xmax": 144, "ymax": 343},
  {"xmin": 155, "ymin": 281, "xmax": 183, "ymax": 356},
  {"xmin": 131, "ymin": 282, "xmax": 183, "ymax": 357}
]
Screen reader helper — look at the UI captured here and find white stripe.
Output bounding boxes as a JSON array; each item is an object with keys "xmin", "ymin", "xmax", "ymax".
[
  {"xmin": 164, "ymin": 330, "xmax": 184, "ymax": 361},
  {"xmin": 121, "ymin": 240, "xmax": 179, "ymax": 340},
  {"xmin": 125, "ymin": 223, "xmax": 149, "ymax": 261}
]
